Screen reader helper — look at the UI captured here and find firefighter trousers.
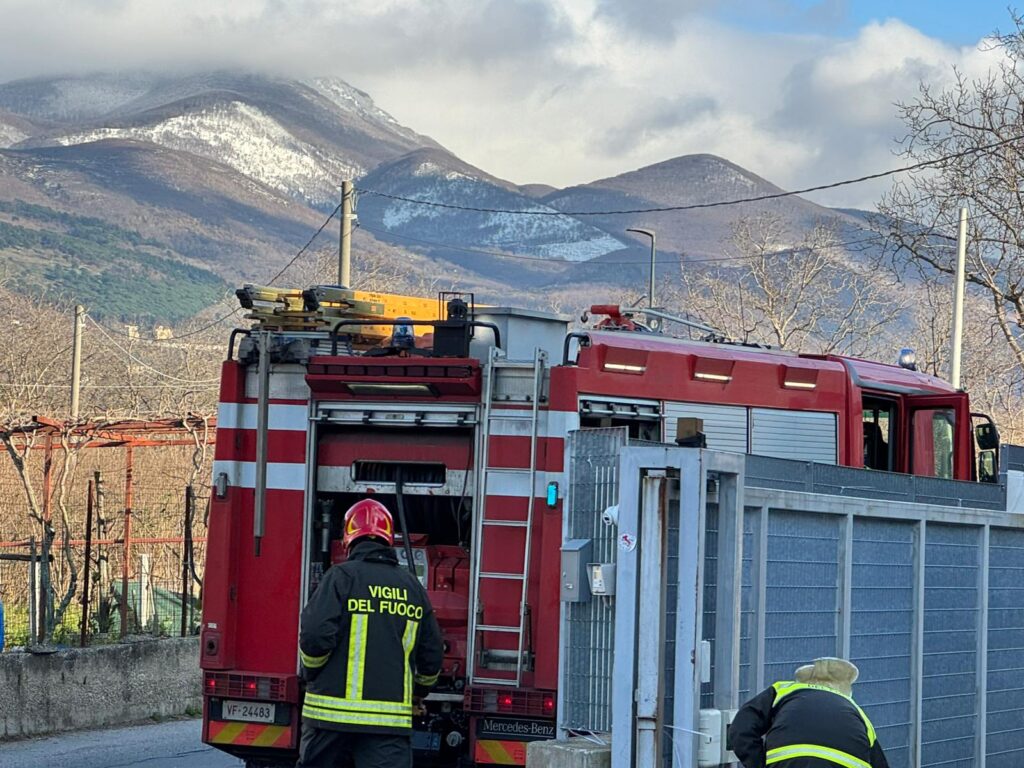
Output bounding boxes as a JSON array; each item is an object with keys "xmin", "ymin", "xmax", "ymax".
[{"xmin": 297, "ymin": 725, "xmax": 412, "ymax": 768}]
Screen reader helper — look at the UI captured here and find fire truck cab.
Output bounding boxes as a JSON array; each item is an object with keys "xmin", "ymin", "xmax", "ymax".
[{"xmin": 200, "ymin": 290, "xmax": 997, "ymax": 767}]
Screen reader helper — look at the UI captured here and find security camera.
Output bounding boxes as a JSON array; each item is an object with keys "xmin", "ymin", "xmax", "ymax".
[{"xmin": 602, "ymin": 505, "xmax": 619, "ymax": 527}]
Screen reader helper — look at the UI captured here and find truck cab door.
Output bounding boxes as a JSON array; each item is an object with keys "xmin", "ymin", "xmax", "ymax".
[{"xmin": 904, "ymin": 393, "xmax": 971, "ymax": 481}]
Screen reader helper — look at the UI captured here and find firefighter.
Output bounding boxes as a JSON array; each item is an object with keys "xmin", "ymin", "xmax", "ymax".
[
  {"xmin": 297, "ymin": 498, "xmax": 443, "ymax": 768},
  {"xmin": 728, "ymin": 657, "xmax": 890, "ymax": 768}
]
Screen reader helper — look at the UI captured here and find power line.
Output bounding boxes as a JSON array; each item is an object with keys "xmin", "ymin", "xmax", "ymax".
[
  {"xmin": 158, "ymin": 203, "xmax": 345, "ymax": 340},
  {"xmin": 13, "ymin": 382, "xmax": 218, "ymax": 391},
  {"xmin": 356, "ymin": 133, "xmax": 1024, "ymax": 218},
  {"xmin": 87, "ymin": 316, "xmax": 221, "ymax": 385},
  {"xmin": 266, "ymin": 203, "xmax": 343, "ymax": 286}
]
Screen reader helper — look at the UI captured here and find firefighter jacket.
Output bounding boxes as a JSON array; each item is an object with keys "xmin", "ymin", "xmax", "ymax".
[
  {"xmin": 728, "ymin": 682, "xmax": 890, "ymax": 768},
  {"xmin": 298, "ymin": 540, "xmax": 443, "ymax": 734}
]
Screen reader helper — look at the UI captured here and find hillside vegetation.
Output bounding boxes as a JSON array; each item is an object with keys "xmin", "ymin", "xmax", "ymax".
[{"xmin": 0, "ymin": 199, "xmax": 228, "ymax": 321}]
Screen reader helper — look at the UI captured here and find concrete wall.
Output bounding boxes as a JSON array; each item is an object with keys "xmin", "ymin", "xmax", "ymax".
[
  {"xmin": 0, "ymin": 637, "xmax": 201, "ymax": 739},
  {"xmin": 527, "ymin": 739, "xmax": 611, "ymax": 768}
]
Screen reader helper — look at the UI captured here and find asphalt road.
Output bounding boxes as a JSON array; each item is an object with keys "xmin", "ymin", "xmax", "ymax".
[{"xmin": 1, "ymin": 719, "xmax": 243, "ymax": 768}]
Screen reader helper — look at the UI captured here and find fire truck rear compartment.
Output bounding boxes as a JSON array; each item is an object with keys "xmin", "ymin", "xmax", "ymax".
[{"xmin": 313, "ymin": 427, "xmax": 474, "ymax": 683}]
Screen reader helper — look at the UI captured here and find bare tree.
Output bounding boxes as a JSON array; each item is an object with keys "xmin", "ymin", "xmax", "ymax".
[
  {"xmin": 679, "ymin": 215, "xmax": 905, "ymax": 355},
  {"xmin": 879, "ymin": 14, "xmax": 1024, "ymax": 372}
]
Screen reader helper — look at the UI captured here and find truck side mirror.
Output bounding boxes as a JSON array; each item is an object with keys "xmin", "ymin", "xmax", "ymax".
[
  {"xmin": 976, "ymin": 421, "xmax": 1000, "ymax": 451},
  {"xmin": 979, "ymin": 449, "xmax": 998, "ymax": 484}
]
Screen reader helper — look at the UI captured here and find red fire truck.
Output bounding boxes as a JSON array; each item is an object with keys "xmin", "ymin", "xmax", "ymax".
[{"xmin": 199, "ymin": 288, "xmax": 999, "ymax": 767}]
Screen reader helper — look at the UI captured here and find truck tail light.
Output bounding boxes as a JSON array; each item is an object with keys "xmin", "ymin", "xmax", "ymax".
[
  {"xmin": 204, "ymin": 673, "xmax": 291, "ymax": 701},
  {"xmin": 469, "ymin": 688, "xmax": 558, "ymax": 718}
]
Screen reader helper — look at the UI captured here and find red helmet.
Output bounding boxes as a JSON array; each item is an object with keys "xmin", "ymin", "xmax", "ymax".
[{"xmin": 342, "ymin": 499, "xmax": 394, "ymax": 549}]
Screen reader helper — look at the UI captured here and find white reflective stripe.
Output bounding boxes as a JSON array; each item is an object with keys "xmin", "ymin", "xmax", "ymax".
[
  {"xmin": 245, "ymin": 364, "xmax": 311, "ymax": 401},
  {"xmin": 485, "ymin": 469, "xmax": 566, "ymax": 498},
  {"xmin": 402, "ymin": 620, "xmax": 418, "ymax": 706},
  {"xmin": 347, "ymin": 613, "xmax": 369, "ymax": 699},
  {"xmin": 488, "ymin": 409, "xmax": 577, "ymax": 438},
  {"xmin": 217, "ymin": 402, "xmax": 309, "ymax": 432},
  {"xmin": 213, "ymin": 460, "xmax": 306, "ymax": 491},
  {"xmin": 766, "ymin": 745, "xmax": 870, "ymax": 768}
]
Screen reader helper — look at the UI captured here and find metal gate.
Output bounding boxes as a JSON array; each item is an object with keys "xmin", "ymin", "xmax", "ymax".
[
  {"xmin": 597, "ymin": 447, "xmax": 1024, "ymax": 768},
  {"xmin": 558, "ymin": 428, "xmax": 628, "ymax": 735}
]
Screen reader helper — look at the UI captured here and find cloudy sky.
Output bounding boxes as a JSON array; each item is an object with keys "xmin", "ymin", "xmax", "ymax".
[{"xmin": 0, "ymin": 0, "xmax": 1014, "ymax": 208}]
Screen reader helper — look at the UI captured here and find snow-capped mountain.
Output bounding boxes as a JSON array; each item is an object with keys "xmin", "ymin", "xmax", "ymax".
[
  {"xmin": 0, "ymin": 71, "xmax": 886, "ymax": 319},
  {"xmin": 3, "ymin": 72, "xmax": 438, "ymax": 206},
  {"xmin": 358, "ymin": 148, "xmax": 629, "ymax": 266}
]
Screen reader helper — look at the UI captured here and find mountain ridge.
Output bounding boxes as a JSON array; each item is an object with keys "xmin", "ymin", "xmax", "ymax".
[{"xmin": 0, "ymin": 71, "xmax": 885, "ymax": 320}]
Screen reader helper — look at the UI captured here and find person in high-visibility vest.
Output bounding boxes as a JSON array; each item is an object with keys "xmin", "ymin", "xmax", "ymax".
[
  {"xmin": 298, "ymin": 499, "xmax": 443, "ymax": 768},
  {"xmin": 728, "ymin": 657, "xmax": 890, "ymax": 768}
]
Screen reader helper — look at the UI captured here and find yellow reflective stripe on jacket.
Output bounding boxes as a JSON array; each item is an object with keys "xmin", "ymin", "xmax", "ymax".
[
  {"xmin": 767, "ymin": 744, "xmax": 871, "ymax": 768},
  {"xmin": 346, "ymin": 613, "xmax": 368, "ymax": 699},
  {"xmin": 414, "ymin": 671, "xmax": 439, "ymax": 686},
  {"xmin": 851, "ymin": 702, "xmax": 876, "ymax": 746},
  {"xmin": 304, "ymin": 692, "xmax": 411, "ymax": 715},
  {"xmin": 300, "ymin": 648, "xmax": 330, "ymax": 669},
  {"xmin": 302, "ymin": 703, "xmax": 410, "ymax": 729},
  {"xmin": 771, "ymin": 682, "xmax": 877, "ymax": 747},
  {"xmin": 402, "ymin": 619, "xmax": 419, "ymax": 706}
]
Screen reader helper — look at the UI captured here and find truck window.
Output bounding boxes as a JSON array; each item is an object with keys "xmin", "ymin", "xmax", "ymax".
[
  {"xmin": 912, "ymin": 407, "xmax": 955, "ymax": 479},
  {"xmin": 862, "ymin": 397, "xmax": 896, "ymax": 471}
]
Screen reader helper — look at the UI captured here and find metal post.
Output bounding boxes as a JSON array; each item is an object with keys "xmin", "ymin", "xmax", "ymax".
[
  {"xmin": 40, "ymin": 436, "xmax": 53, "ymax": 642},
  {"xmin": 626, "ymin": 228, "xmax": 657, "ymax": 308},
  {"xmin": 139, "ymin": 553, "xmax": 152, "ymax": 630},
  {"xmin": 81, "ymin": 479, "xmax": 94, "ymax": 648},
  {"xmin": 711, "ymin": 458, "xmax": 745, "ymax": 713},
  {"xmin": 951, "ymin": 206, "xmax": 968, "ymax": 389},
  {"xmin": 254, "ymin": 331, "xmax": 270, "ymax": 557},
  {"xmin": 95, "ymin": 470, "xmax": 109, "ymax": 633},
  {"xmin": 27, "ymin": 537, "xmax": 37, "ymax": 646},
  {"xmin": 70, "ymin": 304, "xmax": 85, "ymax": 420},
  {"xmin": 181, "ymin": 486, "xmax": 192, "ymax": 638},
  {"xmin": 339, "ymin": 180, "xmax": 354, "ymax": 287},
  {"xmin": 635, "ymin": 471, "xmax": 667, "ymax": 768},
  {"xmin": 120, "ymin": 445, "xmax": 134, "ymax": 638}
]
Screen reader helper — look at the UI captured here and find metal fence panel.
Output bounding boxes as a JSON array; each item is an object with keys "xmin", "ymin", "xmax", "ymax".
[
  {"xmin": 700, "ymin": 504, "xmax": 718, "ymax": 710},
  {"xmin": 762, "ymin": 510, "xmax": 841, "ymax": 684},
  {"xmin": 662, "ymin": 491, "xmax": 681, "ymax": 768},
  {"xmin": 852, "ymin": 518, "xmax": 916, "ymax": 768},
  {"xmin": 921, "ymin": 524, "xmax": 981, "ymax": 768},
  {"xmin": 561, "ymin": 428, "xmax": 627, "ymax": 733},
  {"xmin": 738, "ymin": 508, "xmax": 758, "ymax": 703},
  {"xmin": 986, "ymin": 528, "xmax": 1024, "ymax": 768}
]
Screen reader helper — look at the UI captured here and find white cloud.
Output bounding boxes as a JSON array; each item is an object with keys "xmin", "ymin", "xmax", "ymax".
[{"xmin": 0, "ymin": 0, "xmax": 1011, "ymax": 209}]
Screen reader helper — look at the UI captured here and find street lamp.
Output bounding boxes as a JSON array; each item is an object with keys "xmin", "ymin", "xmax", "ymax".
[{"xmin": 626, "ymin": 228, "xmax": 657, "ymax": 308}]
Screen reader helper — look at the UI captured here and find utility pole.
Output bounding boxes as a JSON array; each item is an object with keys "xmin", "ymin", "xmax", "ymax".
[
  {"xmin": 70, "ymin": 305, "xmax": 85, "ymax": 420},
  {"xmin": 339, "ymin": 180, "xmax": 354, "ymax": 287},
  {"xmin": 950, "ymin": 207, "xmax": 968, "ymax": 389},
  {"xmin": 626, "ymin": 228, "xmax": 657, "ymax": 308}
]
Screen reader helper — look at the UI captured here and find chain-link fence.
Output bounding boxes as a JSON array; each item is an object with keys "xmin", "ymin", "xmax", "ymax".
[{"xmin": 0, "ymin": 425, "xmax": 213, "ymax": 651}]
